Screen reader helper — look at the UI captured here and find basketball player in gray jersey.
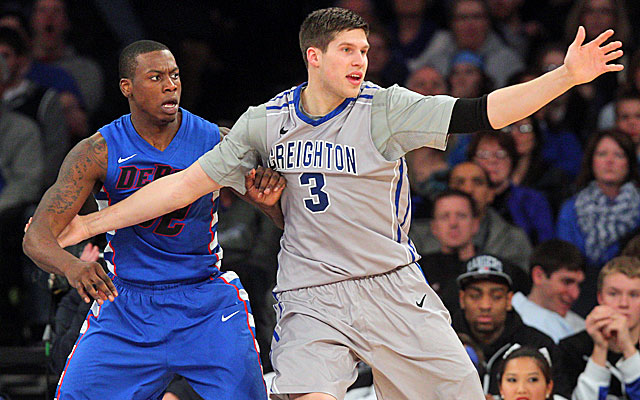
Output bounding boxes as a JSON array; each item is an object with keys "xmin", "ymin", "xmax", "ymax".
[{"xmin": 54, "ymin": 7, "xmax": 624, "ymax": 400}]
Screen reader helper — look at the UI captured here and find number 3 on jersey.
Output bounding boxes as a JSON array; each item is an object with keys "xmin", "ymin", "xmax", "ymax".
[{"xmin": 299, "ymin": 173, "xmax": 330, "ymax": 213}]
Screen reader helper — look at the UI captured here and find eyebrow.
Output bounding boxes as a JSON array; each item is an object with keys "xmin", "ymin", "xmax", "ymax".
[{"xmin": 146, "ymin": 67, "xmax": 179, "ymax": 74}]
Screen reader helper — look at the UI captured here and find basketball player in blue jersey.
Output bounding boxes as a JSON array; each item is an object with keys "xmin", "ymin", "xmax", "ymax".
[
  {"xmin": 51, "ymin": 8, "xmax": 624, "ymax": 400},
  {"xmin": 23, "ymin": 40, "xmax": 284, "ymax": 399}
]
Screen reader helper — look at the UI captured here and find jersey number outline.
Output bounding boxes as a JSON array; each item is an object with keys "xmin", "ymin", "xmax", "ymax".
[
  {"xmin": 299, "ymin": 173, "xmax": 330, "ymax": 213},
  {"xmin": 138, "ymin": 205, "xmax": 192, "ymax": 236}
]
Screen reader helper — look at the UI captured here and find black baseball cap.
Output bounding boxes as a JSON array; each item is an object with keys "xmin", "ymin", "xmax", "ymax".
[{"xmin": 457, "ymin": 254, "xmax": 513, "ymax": 290}]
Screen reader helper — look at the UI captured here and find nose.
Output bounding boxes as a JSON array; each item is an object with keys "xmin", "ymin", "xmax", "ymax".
[
  {"xmin": 352, "ymin": 52, "xmax": 365, "ymax": 66},
  {"xmin": 448, "ymin": 215, "xmax": 459, "ymax": 226},
  {"xmin": 619, "ymin": 293, "xmax": 630, "ymax": 308},
  {"xmin": 568, "ymin": 284, "xmax": 580, "ymax": 301},
  {"xmin": 164, "ymin": 78, "xmax": 178, "ymax": 92},
  {"xmin": 479, "ymin": 295, "xmax": 492, "ymax": 310}
]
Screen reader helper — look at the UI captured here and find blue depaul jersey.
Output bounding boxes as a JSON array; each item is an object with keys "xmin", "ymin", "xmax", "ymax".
[{"xmin": 95, "ymin": 109, "xmax": 222, "ymax": 283}]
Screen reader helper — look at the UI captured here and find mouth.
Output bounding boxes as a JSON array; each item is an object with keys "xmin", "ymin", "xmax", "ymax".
[
  {"xmin": 162, "ymin": 99, "xmax": 179, "ymax": 114},
  {"xmin": 346, "ymin": 72, "xmax": 363, "ymax": 86}
]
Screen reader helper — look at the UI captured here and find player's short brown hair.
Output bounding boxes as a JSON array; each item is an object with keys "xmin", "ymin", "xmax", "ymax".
[
  {"xmin": 597, "ymin": 256, "xmax": 640, "ymax": 293},
  {"xmin": 299, "ymin": 7, "xmax": 369, "ymax": 68}
]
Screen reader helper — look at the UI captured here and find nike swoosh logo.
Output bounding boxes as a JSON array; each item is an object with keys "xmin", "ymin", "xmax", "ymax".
[
  {"xmin": 221, "ymin": 310, "xmax": 240, "ymax": 322},
  {"xmin": 280, "ymin": 127, "xmax": 288, "ymax": 136},
  {"xmin": 117, "ymin": 154, "xmax": 137, "ymax": 163},
  {"xmin": 416, "ymin": 294, "xmax": 427, "ymax": 308}
]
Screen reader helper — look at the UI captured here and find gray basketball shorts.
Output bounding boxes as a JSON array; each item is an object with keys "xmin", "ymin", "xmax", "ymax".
[{"xmin": 268, "ymin": 263, "xmax": 485, "ymax": 400}]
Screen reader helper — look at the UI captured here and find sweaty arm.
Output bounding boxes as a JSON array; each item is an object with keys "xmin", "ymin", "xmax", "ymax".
[{"xmin": 23, "ymin": 133, "xmax": 117, "ymax": 304}]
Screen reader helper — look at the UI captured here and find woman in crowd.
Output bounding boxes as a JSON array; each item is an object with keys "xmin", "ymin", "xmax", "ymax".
[
  {"xmin": 498, "ymin": 346, "xmax": 554, "ymax": 400},
  {"xmin": 508, "ymin": 116, "xmax": 571, "ymax": 214},
  {"xmin": 557, "ymin": 129, "xmax": 640, "ymax": 314},
  {"xmin": 468, "ymin": 131, "xmax": 555, "ymax": 244}
]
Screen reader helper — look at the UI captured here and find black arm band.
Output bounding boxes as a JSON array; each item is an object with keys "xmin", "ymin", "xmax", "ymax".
[{"xmin": 448, "ymin": 95, "xmax": 492, "ymax": 134}]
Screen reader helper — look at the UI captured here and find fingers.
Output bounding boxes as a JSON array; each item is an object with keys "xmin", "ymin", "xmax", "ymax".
[
  {"xmin": 79, "ymin": 242, "xmax": 100, "ymax": 262},
  {"xmin": 604, "ymin": 50, "xmax": 624, "ymax": 63},
  {"xmin": 82, "ymin": 279, "xmax": 108, "ymax": 305},
  {"xmin": 590, "ymin": 28, "xmax": 615, "ymax": 47},
  {"xmin": 24, "ymin": 216, "xmax": 33, "ymax": 233},
  {"xmin": 572, "ymin": 25, "xmax": 586, "ymax": 48},
  {"xmin": 76, "ymin": 284, "xmax": 91, "ymax": 304},
  {"xmin": 73, "ymin": 262, "xmax": 118, "ymax": 305},
  {"xmin": 95, "ymin": 265, "xmax": 117, "ymax": 300},
  {"xmin": 601, "ymin": 40, "xmax": 622, "ymax": 54},
  {"xmin": 245, "ymin": 168, "xmax": 256, "ymax": 190}
]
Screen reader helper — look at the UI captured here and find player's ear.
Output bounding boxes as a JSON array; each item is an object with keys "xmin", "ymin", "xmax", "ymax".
[
  {"xmin": 120, "ymin": 78, "xmax": 132, "ymax": 98},
  {"xmin": 307, "ymin": 47, "xmax": 321, "ymax": 68}
]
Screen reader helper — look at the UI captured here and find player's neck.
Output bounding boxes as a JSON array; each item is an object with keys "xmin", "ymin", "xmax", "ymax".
[
  {"xmin": 301, "ymin": 81, "xmax": 346, "ymax": 117},
  {"xmin": 130, "ymin": 110, "xmax": 182, "ymax": 151}
]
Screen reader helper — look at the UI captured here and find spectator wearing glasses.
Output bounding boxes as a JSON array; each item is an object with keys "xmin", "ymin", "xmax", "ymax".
[
  {"xmin": 507, "ymin": 116, "xmax": 571, "ymax": 214},
  {"xmin": 469, "ymin": 130, "xmax": 555, "ymax": 245},
  {"xmin": 507, "ymin": 69, "xmax": 584, "ymax": 181}
]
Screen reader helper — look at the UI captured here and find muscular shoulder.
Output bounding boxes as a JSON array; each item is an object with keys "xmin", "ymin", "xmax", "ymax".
[{"xmin": 61, "ymin": 132, "xmax": 108, "ymax": 183}]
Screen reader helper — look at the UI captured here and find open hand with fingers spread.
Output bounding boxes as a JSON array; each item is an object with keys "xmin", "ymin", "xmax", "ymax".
[{"xmin": 564, "ymin": 26, "xmax": 624, "ymax": 86}]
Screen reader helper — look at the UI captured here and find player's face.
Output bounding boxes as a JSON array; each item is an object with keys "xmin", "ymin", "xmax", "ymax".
[
  {"xmin": 499, "ymin": 357, "xmax": 552, "ymax": 400},
  {"xmin": 616, "ymin": 99, "xmax": 640, "ymax": 144},
  {"xmin": 125, "ymin": 50, "xmax": 181, "ymax": 125},
  {"xmin": 317, "ymin": 28, "xmax": 369, "ymax": 100},
  {"xmin": 592, "ymin": 136, "xmax": 629, "ymax": 187},
  {"xmin": 460, "ymin": 280, "xmax": 512, "ymax": 335},
  {"xmin": 449, "ymin": 162, "xmax": 494, "ymax": 213},
  {"xmin": 431, "ymin": 196, "xmax": 478, "ymax": 251},
  {"xmin": 535, "ymin": 268, "xmax": 584, "ymax": 317},
  {"xmin": 598, "ymin": 272, "xmax": 640, "ymax": 330},
  {"xmin": 473, "ymin": 138, "xmax": 512, "ymax": 188}
]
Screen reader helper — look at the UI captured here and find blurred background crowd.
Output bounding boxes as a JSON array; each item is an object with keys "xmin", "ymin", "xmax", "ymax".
[{"xmin": 2, "ymin": 0, "xmax": 640, "ymax": 399}]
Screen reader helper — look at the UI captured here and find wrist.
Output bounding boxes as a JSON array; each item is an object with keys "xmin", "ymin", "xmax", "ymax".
[
  {"xmin": 591, "ymin": 343, "xmax": 609, "ymax": 366},
  {"xmin": 622, "ymin": 343, "xmax": 638, "ymax": 359},
  {"xmin": 553, "ymin": 65, "xmax": 577, "ymax": 89}
]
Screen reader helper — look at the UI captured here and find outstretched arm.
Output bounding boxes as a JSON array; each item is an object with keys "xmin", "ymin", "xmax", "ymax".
[
  {"xmin": 487, "ymin": 27, "xmax": 623, "ymax": 129},
  {"xmin": 63, "ymin": 160, "xmax": 222, "ymax": 246}
]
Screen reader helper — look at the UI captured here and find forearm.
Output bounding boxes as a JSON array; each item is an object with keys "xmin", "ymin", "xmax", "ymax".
[
  {"xmin": 23, "ymin": 217, "xmax": 80, "ymax": 276},
  {"xmin": 258, "ymin": 201, "xmax": 284, "ymax": 230},
  {"xmin": 84, "ymin": 163, "xmax": 220, "ymax": 237},
  {"xmin": 487, "ymin": 66, "xmax": 575, "ymax": 129}
]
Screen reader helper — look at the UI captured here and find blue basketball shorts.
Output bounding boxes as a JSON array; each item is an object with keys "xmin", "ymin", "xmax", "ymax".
[{"xmin": 55, "ymin": 270, "xmax": 267, "ymax": 399}]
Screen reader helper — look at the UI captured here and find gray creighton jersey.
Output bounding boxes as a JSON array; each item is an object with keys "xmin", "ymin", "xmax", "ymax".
[{"xmin": 198, "ymin": 82, "xmax": 456, "ymax": 292}]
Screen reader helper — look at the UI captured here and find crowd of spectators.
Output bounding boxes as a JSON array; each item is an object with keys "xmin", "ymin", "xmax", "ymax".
[{"xmin": 2, "ymin": 0, "xmax": 640, "ymax": 399}]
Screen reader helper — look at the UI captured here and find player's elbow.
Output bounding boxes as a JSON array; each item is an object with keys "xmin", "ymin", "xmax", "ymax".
[{"xmin": 22, "ymin": 227, "xmax": 39, "ymax": 260}]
